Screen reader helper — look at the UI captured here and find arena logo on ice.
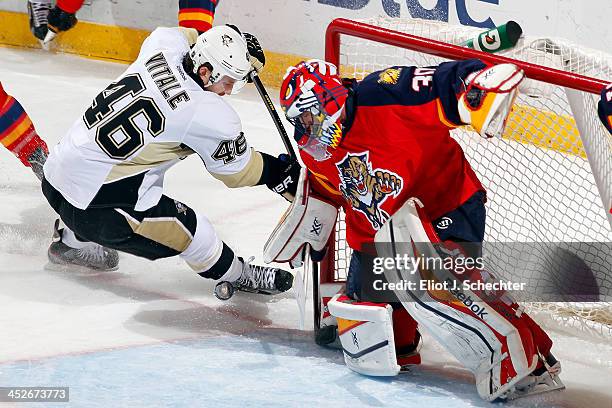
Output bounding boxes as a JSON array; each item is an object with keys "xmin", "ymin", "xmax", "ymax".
[
  {"xmin": 336, "ymin": 151, "xmax": 403, "ymax": 230},
  {"xmin": 317, "ymin": 0, "xmax": 499, "ymax": 28}
]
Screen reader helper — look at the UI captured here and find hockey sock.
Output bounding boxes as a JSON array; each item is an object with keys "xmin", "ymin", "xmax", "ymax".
[
  {"xmin": 61, "ymin": 227, "xmax": 94, "ymax": 249},
  {"xmin": 0, "ymin": 83, "xmax": 49, "ymax": 168},
  {"xmin": 56, "ymin": 0, "xmax": 85, "ymax": 14},
  {"xmin": 178, "ymin": 0, "xmax": 218, "ymax": 33}
]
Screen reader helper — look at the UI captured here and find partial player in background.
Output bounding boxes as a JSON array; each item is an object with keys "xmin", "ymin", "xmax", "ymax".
[
  {"xmin": 28, "ymin": 0, "xmax": 219, "ymax": 46},
  {"xmin": 0, "ymin": 82, "xmax": 48, "ymax": 180},
  {"xmin": 41, "ymin": 23, "xmax": 296, "ymax": 299},
  {"xmin": 28, "ymin": 0, "xmax": 81, "ymax": 45},
  {"xmin": 269, "ymin": 59, "xmax": 562, "ymax": 400},
  {"xmin": 178, "ymin": 0, "xmax": 219, "ymax": 34},
  {"xmin": 598, "ymin": 83, "xmax": 612, "ymax": 134}
]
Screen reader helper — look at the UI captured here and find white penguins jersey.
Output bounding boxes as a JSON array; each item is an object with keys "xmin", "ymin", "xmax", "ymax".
[{"xmin": 44, "ymin": 27, "xmax": 256, "ymax": 211}]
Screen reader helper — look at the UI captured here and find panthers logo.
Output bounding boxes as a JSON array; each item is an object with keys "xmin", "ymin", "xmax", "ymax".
[
  {"xmin": 336, "ymin": 152, "xmax": 403, "ymax": 230},
  {"xmin": 378, "ymin": 68, "xmax": 402, "ymax": 85}
]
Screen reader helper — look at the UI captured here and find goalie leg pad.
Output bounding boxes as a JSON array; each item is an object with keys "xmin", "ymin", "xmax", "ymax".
[
  {"xmin": 328, "ymin": 294, "xmax": 401, "ymax": 376},
  {"xmin": 458, "ymin": 63, "xmax": 524, "ymax": 138},
  {"xmin": 374, "ymin": 198, "xmax": 558, "ymax": 401}
]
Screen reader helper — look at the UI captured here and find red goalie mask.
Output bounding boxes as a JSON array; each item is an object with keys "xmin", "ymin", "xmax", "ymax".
[{"xmin": 280, "ymin": 59, "xmax": 348, "ymax": 161}]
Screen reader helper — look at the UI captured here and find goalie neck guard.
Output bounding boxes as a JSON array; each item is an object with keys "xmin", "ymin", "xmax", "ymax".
[{"xmin": 280, "ymin": 59, "xmax": 349, "ymax": 161}]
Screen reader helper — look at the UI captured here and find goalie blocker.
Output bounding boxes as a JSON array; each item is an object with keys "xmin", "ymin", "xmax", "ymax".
[{"xmin": 264, "ymin": 168, "xmax": 338, "ymax": 266}]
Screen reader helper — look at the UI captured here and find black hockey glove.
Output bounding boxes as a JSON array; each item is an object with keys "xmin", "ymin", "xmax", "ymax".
[
  {"xmin": 261, "ymin": 153, "xmax": 301, "ymax": 201},
  {"xmin": 225, "ymin": 25, "xmax": 265, "ymax": 80},
  {"xmin": 243, "ymin": 32, "xmax": 265, "ymax": 81},
  {"xmin": 48, "ymin": 5, "xmax": 78, "ymax": 33}
]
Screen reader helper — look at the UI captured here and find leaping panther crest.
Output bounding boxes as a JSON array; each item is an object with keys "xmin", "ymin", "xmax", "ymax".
[{"xmin": 336, "ymin": 152, "xmax": 403, "ymax": 230}]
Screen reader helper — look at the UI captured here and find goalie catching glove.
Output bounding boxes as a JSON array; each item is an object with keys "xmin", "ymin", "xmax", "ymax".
[{"xmin": 458, "ymin": 63, "xmax": 524, "ymax": 138}]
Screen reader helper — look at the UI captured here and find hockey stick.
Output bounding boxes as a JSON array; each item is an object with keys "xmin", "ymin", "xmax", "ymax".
[
  {"xmin": 249, "ymin": 72, "xmax": 325, "ymax": 339},
  {"xmin": 249, "ymin": 72, "xmax": 298, "ymax": 160}
]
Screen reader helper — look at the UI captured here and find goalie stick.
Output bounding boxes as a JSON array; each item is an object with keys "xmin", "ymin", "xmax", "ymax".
[{"xmin": 248, "ymin": 71, "xmax": 326, "ymax": 338}]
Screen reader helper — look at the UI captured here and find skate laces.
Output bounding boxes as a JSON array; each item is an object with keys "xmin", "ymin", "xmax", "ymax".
[
  {"xmin": 29, "ymin": 2, "xmax": 50, "ymax": 25},
  {"xmin": 239, "ymin": 256, "xmax": 276, "ymax": 290},
  {"xmin": 76, "ymin": 244, "xmax": 107, "ymax": 264}
]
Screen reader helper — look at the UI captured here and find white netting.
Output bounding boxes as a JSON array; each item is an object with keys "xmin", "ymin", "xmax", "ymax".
[{"xmin": 329, "ymin": 17, "xmax": 612, "ymax": 339}]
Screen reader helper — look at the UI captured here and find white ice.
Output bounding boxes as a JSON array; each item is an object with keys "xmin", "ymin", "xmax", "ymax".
[{"xmin": 0, "ymin": 47, "xmax": 611, "ymax": 408}]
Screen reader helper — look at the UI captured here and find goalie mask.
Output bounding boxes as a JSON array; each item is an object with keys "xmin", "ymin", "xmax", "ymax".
[
  {"xmin": 189, "ymin": 25, "xmax": 251, "ymax": 94},
  {"xmin": 280, "ymin": 59, "xmax": 348, "ymax": 161}
]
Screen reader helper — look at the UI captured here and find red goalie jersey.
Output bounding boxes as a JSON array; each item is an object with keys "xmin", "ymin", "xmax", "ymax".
[{"xmin": 296, "ymin": 59, "xmax": 487, "ymax": 251}]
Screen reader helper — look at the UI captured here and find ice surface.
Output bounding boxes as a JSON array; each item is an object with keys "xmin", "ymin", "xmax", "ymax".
[{"xmin": 0, "ymin": 47, "xmax": 611, "ymax": 408}]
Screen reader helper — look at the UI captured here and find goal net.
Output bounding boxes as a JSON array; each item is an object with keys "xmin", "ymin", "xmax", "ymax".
[{"xmin": 318, "ymin": 17, "xmax": 612, "ymax": 340}]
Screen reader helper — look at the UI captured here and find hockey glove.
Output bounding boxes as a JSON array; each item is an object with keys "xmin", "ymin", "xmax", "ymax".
[
  {"xmin": 266, "ymin": 154, "xmax": 301, "ymax": 201},
  {"xmin": 48, "ymin": 5, "xmax": 78, "ymax": 33},
  {"xmin": 244, "ymin": 32, "xmax": 265, "ymax": 81}
]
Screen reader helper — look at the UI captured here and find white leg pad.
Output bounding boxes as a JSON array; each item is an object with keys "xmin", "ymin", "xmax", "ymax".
[
  {"xmin": 328, "ymin": 294, "xmax": 400, "ymax": 376},
  {"xmin": 375, "ymin": 198, "xmax": 538, "ymax": 400}
]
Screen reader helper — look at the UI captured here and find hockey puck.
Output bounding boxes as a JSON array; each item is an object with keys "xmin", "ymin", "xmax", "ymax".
[{"xmin": 214, "ymin": 281, "xmax": 235, "ymax": 300}]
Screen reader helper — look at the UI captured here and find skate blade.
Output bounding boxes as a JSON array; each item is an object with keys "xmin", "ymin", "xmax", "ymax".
[
  {"xmin": 41, "ymin": 30, "xmax": 57, "ymax": 50},
  {"xmin": 507, "ymin": 373, "xmax": 565, "ymax": 400},
  {"xmin": 44, "ymin": 261, "xmax": 119, "ymax": 274}
]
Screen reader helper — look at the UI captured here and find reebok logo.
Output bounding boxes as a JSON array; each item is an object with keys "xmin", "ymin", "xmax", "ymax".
[{"xmin": 447, "ymin": 278, "xmax": 488, "ymax": 320}]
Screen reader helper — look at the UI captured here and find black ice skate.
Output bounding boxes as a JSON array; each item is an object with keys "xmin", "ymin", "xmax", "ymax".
[
  {"xmin": 47, "ymin": 219, "xmax": 119, "ymax": 271},
  {"xmin": 27, "ymin": 1, "xmax": 51, "ymax": 42},
  {"xmin": 214, "ymin": 256, "xmax": 293, "ymax": 300}
]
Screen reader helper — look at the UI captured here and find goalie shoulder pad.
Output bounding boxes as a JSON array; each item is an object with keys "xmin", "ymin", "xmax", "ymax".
[
  {"xmin": 328, "ymin": 294, "xmax": 400, "ymax": 376},
  {"xmin": 263, "ymin": 168, "xmax": 338, "ymax": 264}
]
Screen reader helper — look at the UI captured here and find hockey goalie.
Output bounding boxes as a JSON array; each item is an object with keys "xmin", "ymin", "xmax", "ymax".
[{"xmin": 264, "ymin": 58, "xmax": 564, "ymax": 401}]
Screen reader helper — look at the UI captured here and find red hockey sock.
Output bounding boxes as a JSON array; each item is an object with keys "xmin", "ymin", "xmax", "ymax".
[
  {"xmin": 178, "ymin": 0, "xmax": 218, "ymax": 33},
  {"xmin": 56, "ymin": 0, "xmax": 84, "ymax": 14},
  {"xmin": 0, "ymin": 86, "xmax": 48, "ymax": 167},
  {"xmin": 392, "ymin": 306, "xmax": 419, "ymax": 349}
]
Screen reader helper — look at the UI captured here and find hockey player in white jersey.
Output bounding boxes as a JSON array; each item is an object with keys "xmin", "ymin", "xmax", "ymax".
[{"xmin": 41, "ymin": 24, "xmax": 297, "ymax": 297}]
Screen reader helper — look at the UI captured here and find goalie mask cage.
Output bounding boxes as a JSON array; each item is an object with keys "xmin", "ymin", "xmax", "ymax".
[{"xmin": 316, "ymin": 17, "xmax": 612, "ymax": 340}]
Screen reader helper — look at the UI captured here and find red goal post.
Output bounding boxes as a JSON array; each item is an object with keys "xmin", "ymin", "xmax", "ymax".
[
  {"xmin": 316, "ymin": 17, "xmax": 612, "ymax": 340},
  {"xmin": 325, "ymin": 18, "xmax": 607, "ymax": 94}
]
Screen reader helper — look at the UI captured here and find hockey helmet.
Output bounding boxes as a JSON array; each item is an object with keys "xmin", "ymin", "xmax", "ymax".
[
  {"xmin": 190, "ymin": 25, "xmax": 251, "ymax": 94},
  {"xmin": 280, "ymin": 59, "xmax": 348, "ymax": 161}
]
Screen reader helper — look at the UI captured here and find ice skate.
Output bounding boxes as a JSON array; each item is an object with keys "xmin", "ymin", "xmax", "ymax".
[
  {"xmin": 214, "ymin": 256, "xmax": 293, "ymax": 300},
  {"xmin": 27, "ymin": 0, "xmax": 51, "ymax": 43},
  {"xmin": 47, "ymin": 219, "xmax": 119, "ymax": 271},
  {"xmin": 507, "ymin": 353, "xmax": 564, "ymax": 400}
]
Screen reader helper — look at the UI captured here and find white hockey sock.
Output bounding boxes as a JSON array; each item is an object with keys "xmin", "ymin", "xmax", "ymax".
[{"xmin": 61, "ymin": 227, "xmax": 95, "ymax": 249}]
